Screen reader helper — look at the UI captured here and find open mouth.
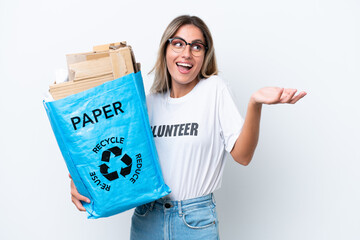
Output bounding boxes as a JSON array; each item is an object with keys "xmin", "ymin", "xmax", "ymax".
[{"xmin": 176, "ymin": 62, "xmax": 193, "ymax": 72}]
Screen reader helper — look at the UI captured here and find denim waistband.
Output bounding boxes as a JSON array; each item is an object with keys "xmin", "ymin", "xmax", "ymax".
[
  {"xmin": 149, "ymin": 193, "xmax": 215, "ymax": 216},
  {"xmin": 157, "ymin": 193, "xmax": 214, "ymax": 205}
]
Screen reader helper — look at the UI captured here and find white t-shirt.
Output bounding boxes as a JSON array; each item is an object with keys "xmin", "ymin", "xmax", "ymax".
[{"xmin": 146, "ymin": 75, "xmax": 244, "ymax": 200}]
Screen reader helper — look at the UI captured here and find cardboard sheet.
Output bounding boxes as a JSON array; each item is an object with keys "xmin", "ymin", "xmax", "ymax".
[{"xmin": 49, "ymin": 42, "xmax": 139, "ymax": 100}]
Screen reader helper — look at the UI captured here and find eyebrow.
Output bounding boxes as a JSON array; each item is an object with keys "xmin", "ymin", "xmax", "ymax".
[{"xmin": 173, "ymin": 36, "xmax": 205, "ymax": 44}]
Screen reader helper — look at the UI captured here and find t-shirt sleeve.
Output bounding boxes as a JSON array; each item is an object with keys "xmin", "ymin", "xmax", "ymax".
[{"xmin": 218, "ymin": 81, "xmax": 244, "ymax": 153}]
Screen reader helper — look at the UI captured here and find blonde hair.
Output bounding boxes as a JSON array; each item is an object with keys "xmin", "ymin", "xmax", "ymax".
[{"xmin": 150, "ymin": 15, "xmax": 218, "ymax": 94}]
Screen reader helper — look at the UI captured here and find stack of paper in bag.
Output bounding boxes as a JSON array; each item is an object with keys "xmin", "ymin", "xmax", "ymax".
[{"xmin": 49, "ymin": 41, "xmax": 140, "ymax": 100}]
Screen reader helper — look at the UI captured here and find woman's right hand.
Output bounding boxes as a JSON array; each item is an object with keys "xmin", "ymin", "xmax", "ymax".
[{"xmin": 69, "ymin": 174, "xmax": 90, "ymax": 211}]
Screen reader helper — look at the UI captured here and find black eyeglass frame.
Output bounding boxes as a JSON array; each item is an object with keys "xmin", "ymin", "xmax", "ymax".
[{"xmin": 167, "ymin": 37, "xmax": 208, "ymax": 53}]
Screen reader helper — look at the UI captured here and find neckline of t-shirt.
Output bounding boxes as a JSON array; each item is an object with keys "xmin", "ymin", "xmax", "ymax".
[{"xmin": 166, "ymin": 79, "xmax": 203, "ymax": 104}]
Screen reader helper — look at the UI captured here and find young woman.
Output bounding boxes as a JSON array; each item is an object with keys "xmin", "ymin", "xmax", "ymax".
[{"xmin": 70, "ymin": 15, "xmax": 306, "ymax": 239}]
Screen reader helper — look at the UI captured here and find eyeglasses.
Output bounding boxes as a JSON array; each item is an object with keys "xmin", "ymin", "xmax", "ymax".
[{"xmin": 168, "ymin": 37, "xmax": 208, "ymax": 56}]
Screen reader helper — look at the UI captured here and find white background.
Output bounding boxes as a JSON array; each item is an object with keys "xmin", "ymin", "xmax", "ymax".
[{"xmin": 1, "ymin": 0, "xmax": 359, "ymax": 239}]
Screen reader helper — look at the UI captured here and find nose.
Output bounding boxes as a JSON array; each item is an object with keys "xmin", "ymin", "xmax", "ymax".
[{"xmin": 181, "ymin": 45, "xmax": 192, "ymax": 59}]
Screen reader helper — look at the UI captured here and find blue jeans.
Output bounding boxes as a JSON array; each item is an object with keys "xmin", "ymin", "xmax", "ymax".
[{"xmin": 130, "ymin": 193, "xmax": 219, "ymax": 240}]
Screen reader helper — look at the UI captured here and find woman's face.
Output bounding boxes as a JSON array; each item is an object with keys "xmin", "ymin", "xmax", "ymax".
[{"xmin": 166, "ymin": 24, "xmax": 205, "ymax": 94}]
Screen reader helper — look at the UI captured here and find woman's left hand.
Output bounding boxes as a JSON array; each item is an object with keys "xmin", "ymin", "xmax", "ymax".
[{"xmin": 250, "ymin": 87, "xmax": 307, "ymax": 105}]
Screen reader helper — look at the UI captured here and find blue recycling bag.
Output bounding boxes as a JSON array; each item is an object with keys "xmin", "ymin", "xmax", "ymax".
[{"xmin": 44, "ymin": 72, "xmax": 171, "ymax": 219}]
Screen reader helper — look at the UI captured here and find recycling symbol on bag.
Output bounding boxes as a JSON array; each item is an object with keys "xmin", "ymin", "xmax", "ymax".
[{"xmin": 99, "ymin": 146, "xmax": 132, "ymax": 181}]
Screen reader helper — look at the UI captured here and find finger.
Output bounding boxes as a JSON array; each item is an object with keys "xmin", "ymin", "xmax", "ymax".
[
  {"xmin": 71, "ymin": 188, "xmax": 91, "ymax": 203},
  {"xmin": 68, "ymin": 173, "xmax": 72, "ymax": 179},
  {"xmin": 70, "ymin": 180, "xmax": 91, "ymax": 203},
  {"xmin": 72, "ymin": 196, "xmax": 86, "ymax": 211},
  {"xmin": 72, "ymin": 192, "xmax": 91, "ymax": 203},
  {"xmin": 280, "ymin": 89, "xmax": 297, "ymax": 103},
  {"xmin": 290, "ymin": 91, "xmax": 307, "ymax": 104},
  {"xmin": 267, "ymin": 87, "xmax": 284, "ymax": 104},
  {"xmin": 276, "ymin": 88, "xmax": 285, "ymax": 101}
]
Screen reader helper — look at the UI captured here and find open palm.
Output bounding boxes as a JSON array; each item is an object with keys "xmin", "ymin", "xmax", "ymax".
[{"xmin": 252, "ymin": 87, "xmax": 307, "ymax": 105}]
